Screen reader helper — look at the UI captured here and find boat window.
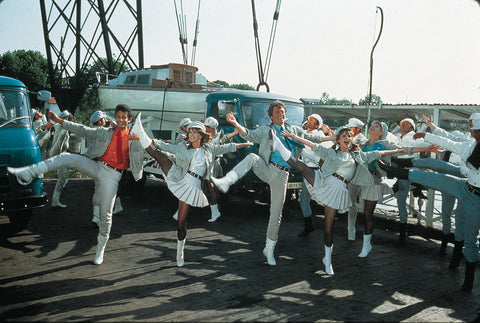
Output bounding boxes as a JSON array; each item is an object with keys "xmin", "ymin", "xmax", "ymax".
[
  {"xmin": 241, "ymin": 101, "xmax": 304, "ymax": 129},
  {"xmin": 185, "ymin": 71, "xmax": 194, "ymax": 83},
  {"xmin": 125, "ymin": 75, "xmax": 136, "ymax": 84},
  {"xmin": 136, "ymin": 74, "xmax": 150, "ymax": 85}
]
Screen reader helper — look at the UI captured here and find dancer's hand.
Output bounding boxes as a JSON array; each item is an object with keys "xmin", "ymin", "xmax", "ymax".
[
  {"xmin": 281, "ymin": 131, "xmax": 295, "ymax": 138},
  {"xmin": 413, "ymin": 133, "xmax": 426, "ymax": 139},
  {"xmin": 226, "ymin": 112, "xmax": 237, "ymax": 124},
  {"xmin": 129, "ymin": 134, "xmax": 139, "ymax": 141},
  {"xmin": 427, "ymin": 144, "xmax": 444, "ymax": 154}
]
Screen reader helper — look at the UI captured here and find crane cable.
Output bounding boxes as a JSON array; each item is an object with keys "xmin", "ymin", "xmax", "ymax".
[
  {"xmin": 251, "ymin": 0, "xmax": 282, "ymax": 92},
  {"xmin": 264, "ymin": 0, "xmax": 281, "ymax": 81},
  {"xmin": 173, "ymin": 0, "xmax": 188, "ymax": 65},
  {"xmin": 191, "ymin": 0, "xmax": 201, "ymax": 66}
]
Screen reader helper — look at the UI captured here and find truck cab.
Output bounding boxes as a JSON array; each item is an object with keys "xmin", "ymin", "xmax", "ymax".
[
  {"xmin": 206, "ymin": 89, "xmax": 305, "ymax": 199},
  {"xmin": 0, "ymin": 76, "xmax": 50, "ymax": 234}
]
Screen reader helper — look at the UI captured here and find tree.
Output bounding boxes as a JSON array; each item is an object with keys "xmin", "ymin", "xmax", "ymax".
[
  {"xmin": 0, "ymin": 50, "xmax": 53, "ymax": 108},
  {"xmin": 213, "ymin": 80, "xmax": 255, "ymax": 91},
  {"xmin": 358, "ymin": 94, "xmax": 383, "ymax": 105},
  {"xmin": 318, "ymin": 92, "xmax": 352, "ymax": 105},
  {"xmin": 0, "ymin": 50, "xmax": 49, "ymax": 90}
]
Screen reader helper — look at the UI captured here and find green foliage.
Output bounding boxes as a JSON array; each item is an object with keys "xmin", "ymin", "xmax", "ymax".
[
  {"xmin": 74, "ymin": 87, "xmax": 101, "ymax": 125},
  {"xmin": 213, "ymin": 80, "xmax": 255, "ymax": 91},
  {"xmin": 358, "ymin": 94, "xmax": 383, "ymax": 105},
  {"xmin": 0, "ymin": 50, "xmax": 50, "ymax": 107},
  {"xmin": 319, "ymin": 92, "xmax": 352, "ymax": 105}
]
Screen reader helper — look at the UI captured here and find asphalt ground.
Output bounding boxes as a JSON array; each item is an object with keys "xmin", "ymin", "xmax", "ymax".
[{"xmin": 0, "ymin": 178, "xmax": 479, "ymax": 322}]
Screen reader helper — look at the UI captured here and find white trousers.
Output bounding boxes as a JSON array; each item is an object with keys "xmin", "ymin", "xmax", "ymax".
[{"xmin": 43, "ymin": 152, "xmax": 122, "ymax": 239}]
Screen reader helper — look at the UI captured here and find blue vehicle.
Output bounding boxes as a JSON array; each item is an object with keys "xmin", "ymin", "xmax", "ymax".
[
  {"xmin": 0, "ymin": 76, "xmax": 50, "ymax": 234},
  {"xmin": 206, "ymin": 89, "xmax": 305, "ymax": 200}
]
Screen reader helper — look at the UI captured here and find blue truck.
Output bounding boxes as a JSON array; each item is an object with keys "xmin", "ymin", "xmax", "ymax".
[{"xmin": 0, "ymin": 76, "xmax": 50, "ymax": 235}]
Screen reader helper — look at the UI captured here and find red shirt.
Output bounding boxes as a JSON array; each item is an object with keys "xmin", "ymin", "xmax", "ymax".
[{"xmin": 99, "ymin": 128, "xmax": 130, "ymax": 170}]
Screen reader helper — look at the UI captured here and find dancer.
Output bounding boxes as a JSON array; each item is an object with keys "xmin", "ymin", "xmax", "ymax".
[
  {"xmin": 131, "ymin": 113, "xmax": 252, "ymax": 267},
  {"xmin": 204, "ymin": 116, "xmax": 239, "ymax": 222},
  {"xmin": 272, "ymin": 127, "xmax": 409, "ymax": 274},
  {"xmin": 378, "ymin": 117, "xmax": 480, "ymax": 291},
  {"xmin": 8, "ymin": 104, "xmax": 144, "ymax": 265},
  {"xmin": 210, "ymin": 101, "xmax": 330, "ymax": 266},
  {"xmin": 49, "ymin": 110, "xmax": 74, "ymax": 208},
  {"xmin": 348, "ymin": 121, "xmax": 440, "ymax": 256},
  {"xmin": 88, "ymin": 110, "xmax": 124, "ymax": 226},
  {"xmin": 298, "ymin": 114, "xmax": 332, "ymax": 237}
]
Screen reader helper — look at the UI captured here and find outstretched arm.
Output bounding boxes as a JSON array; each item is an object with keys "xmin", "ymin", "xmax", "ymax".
[
  {"xmin": 379, "ymin": 147, "xmax": 407, "ymax": 157},
  {"xmin": 226, "ymin": 112, "xmax": 247, "ymax": 137},
  {"xmin": 226, "ymin": 127, "xmax": 239, "ymax": 140},
  {"xmin": 281, "ymin": 131, "xmax": 315, "ymax": 148},
  {"xmin": 235, "ymin": 142, "xmax": 254, "ymax": 149},
  {"xmin": 411, "ymin": 144, "xmax": 443, "ymax": 154}
]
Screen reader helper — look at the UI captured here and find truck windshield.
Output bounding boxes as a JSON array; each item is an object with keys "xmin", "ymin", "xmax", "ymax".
[
  {"xmin": 0, "ymin": 90, "xmax": 30, "ymax": 127},
  {"xmin": 241, "ymin": 101, "xmax": 304, "ymax": 129}
]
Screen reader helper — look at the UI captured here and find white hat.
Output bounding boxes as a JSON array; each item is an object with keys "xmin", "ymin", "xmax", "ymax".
[
  {"xmin": 308, "ymin": 114, "xmax": 323, "ymax": 128},
  {"xmin": 400, "ymin": 118, "xmax": 416, "ymax": 131},
  {"xmin": 335, "ymin": 126, "xmax": 350, "ymax": 137},
  {"xmin": 187, "ymin": 121, "xmax": 206, "ymax": 132},
  {"xmin": 58, "ymin": 110, "xmax": 71, "ymax": 119},
  {"xmin": 90, "ymin": 110, "xmax": 106, "ymax": 124},
  {"xmin": 346, "ymin": 118, "xmax": 364, "ymax": 128},
  {"xmin": 469, "ymin": 112, "xmax": 480, "ymax": 120},
  {"xmin": 204, "ymin": 116, "xmax": 219, "ymax": 129},
  {"xmin": 179, "ymin": 117, "xmax": 192, "ymax": 128},
  {"xmin": 380, "ymin": 122, "xmax": 388, "ymax": 137},
  {"xmin": 471, "ymin": 118, "xmax": 480, "ymax": 130}
]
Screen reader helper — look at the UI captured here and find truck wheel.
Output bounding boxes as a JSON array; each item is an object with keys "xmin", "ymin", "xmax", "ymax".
[{"xmin": 7, "ymin": 210, "xmax": 32, "ymax": 234}]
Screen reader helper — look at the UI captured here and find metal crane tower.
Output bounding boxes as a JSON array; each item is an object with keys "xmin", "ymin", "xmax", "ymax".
[{"xmin": 39, "ymin": 0, "xmax": 144, "ymax": 112}]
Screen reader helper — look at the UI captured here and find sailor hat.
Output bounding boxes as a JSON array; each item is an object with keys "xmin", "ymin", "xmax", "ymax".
[
  {"xmin": 308, "ymin": 114, "xmax": 323, "ymax": 128},
  {"xmin": 204, "ymin": 117, "xmax": 219, "ymax": 129},
  {"xmin": 346, "ymin": 118, "xmax": 365, "ymax": 128}
]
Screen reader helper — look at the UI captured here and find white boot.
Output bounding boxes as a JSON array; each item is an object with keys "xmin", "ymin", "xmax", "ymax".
[
  {"xmin": 263, "ymin": 237, "xmax": 277, "ymax": 266},
  {"xmin": 358, "ymin": 234, "xmax": 373, "ymax": 258},
  {"xmin": 208, "ymin": 204, "xmax": 221, "ymax": 222},
  {"xmin": 210, "ymin": 171, "xmax": 239, "ymax": 194},
  {"xmin": 112, "ymin": 197, "xmax": 123, "ymax": 214},
  {"xmin": 8, "ymin": 162, "xmax": 48, "ymax": 185},
  {"xmin": 172, "ymin": 210, "xmax": 178, "ymax": 221},
  {"xmin": 51, "ymin": 190, "xmax": 67, "ymax": 208},
  {"xmin": 131, "ymin": 112, "xmax": 152, "ymax": 149},
  {"xmin": 91, "ymin": 205, "xmax": 100, "ymax": 226},
  {"xmin": 322, "ymin": 244, "xmax": 334, "ymax": 275},
  {"xmin": 93, "ymin": 235, "xmax": 108, "ymax": 265},
  {"xmin": 176, "ymin": 239, "xmax": 186, "ymax": 267},
  {"xmin": 272, "ymin": 135, "xmax": 292, "ymax": 161}
]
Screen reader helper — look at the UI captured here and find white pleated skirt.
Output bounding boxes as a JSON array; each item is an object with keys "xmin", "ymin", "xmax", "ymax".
[
  {"xmin": 305, "ymin": 170, "xmax": 352, "ymax": 213},
  {"xmin": 166, "ymin": 164, "xmax": 209, "ymax": 208},
  {"xmin": 360, "ymin": 181, "xmax": 393, "ymax": 202}
]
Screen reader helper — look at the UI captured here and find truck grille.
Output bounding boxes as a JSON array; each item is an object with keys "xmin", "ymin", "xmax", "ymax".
[{"xmin": 0, "ymin": 154, "xmax": 12, "ymax": 165}]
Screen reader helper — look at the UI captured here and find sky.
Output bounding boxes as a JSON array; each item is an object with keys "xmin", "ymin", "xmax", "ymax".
[{"xmin": 1, "ymin": 0, "xmax": 480, "ymax": 105}]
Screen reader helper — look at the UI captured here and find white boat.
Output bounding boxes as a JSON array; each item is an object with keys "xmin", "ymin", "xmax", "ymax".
[{"xmin": 97, "ymin": 63, "xmax": 220, "ymax": 142}]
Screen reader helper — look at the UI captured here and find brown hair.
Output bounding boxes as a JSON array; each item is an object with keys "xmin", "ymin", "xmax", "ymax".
[
  {"xmin": 335, "ymin": 127, "xmax": 359, "ymax": 152},
  {"xmin": 186, "ymin": 127, "xmax": 213, "ymax": 145},
  {"xmin": 267, "ymin": 100, "xmax": 286, "ymax": 117}
]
